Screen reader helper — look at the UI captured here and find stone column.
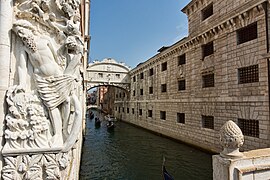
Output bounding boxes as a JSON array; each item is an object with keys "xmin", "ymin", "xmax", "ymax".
[{"xmin": 0, "ymin": 0, "xmax": 13, "ymax": 175}]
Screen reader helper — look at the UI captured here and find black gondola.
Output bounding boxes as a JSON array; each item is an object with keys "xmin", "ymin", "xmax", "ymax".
[
  {"xmin": 95, "ymin": 117, "xmax": 101, "ymax": 127},
  {"xmin": 106, "ymin": 120, "xmax": 115, "ymax": 131},
  {"xmin": 162, "ymin": 157, "xmax": 174, "ymax": 180},
  {"xmin": 89, "ymin": 111, "xmax": 94, "ymax": 119}
]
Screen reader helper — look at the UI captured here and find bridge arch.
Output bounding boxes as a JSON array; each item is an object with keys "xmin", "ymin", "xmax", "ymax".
[{"xmin": 85, "ymin": 58, "xmax": 131, "ymax": 90}]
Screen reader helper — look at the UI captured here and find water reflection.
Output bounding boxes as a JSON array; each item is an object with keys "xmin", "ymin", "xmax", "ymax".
[{"xmin": 80, "ymin": 110, "xmax": 213, "ymax": 180}]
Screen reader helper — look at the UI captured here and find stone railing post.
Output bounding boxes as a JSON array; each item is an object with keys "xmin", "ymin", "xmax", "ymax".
[
  {"xmin": 213, "ymin": 120, "xmax": 270, "ymax": 180},
  {"xmin": 213, "ymin": 120, "xmax": 244, "ymax": 180}
]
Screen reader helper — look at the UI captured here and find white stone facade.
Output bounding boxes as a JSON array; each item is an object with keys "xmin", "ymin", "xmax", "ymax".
[{"xmin": 0, "ymin": 0, "xmax": 90, "ymax": 179}]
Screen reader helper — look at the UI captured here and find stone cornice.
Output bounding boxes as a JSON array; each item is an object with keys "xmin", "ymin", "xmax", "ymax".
[{"xmin": 182, "ymin": 0, "xmax": 207, "ymax": 16}]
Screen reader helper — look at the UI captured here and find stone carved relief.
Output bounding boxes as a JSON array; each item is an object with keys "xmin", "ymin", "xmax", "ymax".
[
  {"xmin": 3, "ymin": 86, "xmax": 51, "ymax": 152},
  {"xmin": 2, "ymin": 153, "xmax": 70, "ymax": 180},
  {"xmin": 3, "ymin": 0, "xmax": 83, "ymax": 159},
  {"xmin": 220, "ymin": 120, "xmax": 244, "ymax": 158},
  {"xmin": 2, "ymin": 0, "xmax": 84, "ymax": 178}
]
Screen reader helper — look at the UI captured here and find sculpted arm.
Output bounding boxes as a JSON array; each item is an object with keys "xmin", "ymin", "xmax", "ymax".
[{"xmin": 17, "ymin": 48, "xmax": 28, "ymax": 87}]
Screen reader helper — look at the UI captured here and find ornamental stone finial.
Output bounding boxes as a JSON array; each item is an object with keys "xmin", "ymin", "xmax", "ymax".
[{"xmin": 219, "ymin": 120, "xmax": 244, "ymax": 158}]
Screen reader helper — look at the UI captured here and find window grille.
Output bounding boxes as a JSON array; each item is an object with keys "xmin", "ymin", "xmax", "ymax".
[
  {"xmin": 237, "ymin": 22, "xmax": 257, "ymax": 44},
  {"xmin": 149, "ymin": 68, "xmax": 154, "ymax": 76},
  {"xmin": 238, "ymin": 119, "xmax": 259, "ymax": 138},
  {"xmin": 140, "ymin": 89, "xmax": 143, "ymax": 95},
  {"xmin": 238, "ymin": 65, "xmax": 259, "ymax": 84},
  {"xmin": 178, "ymin": 54, "xmax": 186, "ymax": 65},
  {"xmin": 139, "ymin": 109, "xmax": 142, "ymax": 116},
  {"xmin": 140, "ymin": 72, "xmax": 144, "ymax": 79},
  {"xmin": 202, "ymin": 74, "xmax": 214, "ymax": 88},
  {"xmin": 202, "ymin": 3, "xmax": 213, "ymax": 21},
  {"xmin": 177, "ymin": 113, "xmax": 185, "ymax": 124},
  {"xmin": 149, "ymin": 87, "xmax": 153, "ymax": 94},
  {"xmin": 161, "ymin": 62, "xmax": 167, "ymax": 71},
  {"xmin": 148, "ymin": 110, "xmax": 153, "ymax": 118},
  {"xmin": 202, "ymin": 115, "xmax": 214, "ymax": 129},
  {"xmin": 178, "ymin": 80, "xmax": 186, "ymax": 91},
  {"xmin": 161, "ymin": 84, "xmax": 167, "ymax": 92},
  {"xmin": 160, "ymin": 111, "xmax": 166, "ymax": 120},
  {"xmin": 202, "ymin": 41, "xmax": 214, "ymax": 59}
]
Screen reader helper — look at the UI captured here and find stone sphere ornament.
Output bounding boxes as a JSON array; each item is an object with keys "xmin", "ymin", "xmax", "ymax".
[{"xmin": 219, "ymin": 120, "xmax": 244, "ymax": 158}]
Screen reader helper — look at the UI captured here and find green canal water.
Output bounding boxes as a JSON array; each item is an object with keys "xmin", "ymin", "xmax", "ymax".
[{"xmin": 79, "ymin": 110, "xmax": 213, "ymax": 180}]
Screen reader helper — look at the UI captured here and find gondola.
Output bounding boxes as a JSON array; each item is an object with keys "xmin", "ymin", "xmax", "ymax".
[
  {"xmin": 162, "ymin": 157, "xmax": 174, "ymax": 180},
  {"xmin": 106, "ymin": 120, "xmax": 115, "ymax": 131},
  {"xmin": 89, "ymin": 111, "xmax": 94, "ymax": 120},
  {"xmin": 95, "ymin": 117, "xmax": 101, "ymax": 127}
]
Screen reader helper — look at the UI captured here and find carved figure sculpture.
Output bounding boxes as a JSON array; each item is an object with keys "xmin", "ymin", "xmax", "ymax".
[
  {"xmin": 220, "ymin": 120, "xmax": 244, "ymax": 158},
  {"xmin": 12, "ymin": 20, "xmax": 82, "ymax": 152}
]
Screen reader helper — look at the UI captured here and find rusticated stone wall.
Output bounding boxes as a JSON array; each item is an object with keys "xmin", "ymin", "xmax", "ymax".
[{"xmin": 114, "ymin": 0, "xmax": 270, "ymax": 153}]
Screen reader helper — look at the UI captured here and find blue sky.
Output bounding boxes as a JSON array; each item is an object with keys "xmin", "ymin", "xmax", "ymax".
[{"xmin": 89, "ymin": 0, "xmax": 191, "ymax": 68}]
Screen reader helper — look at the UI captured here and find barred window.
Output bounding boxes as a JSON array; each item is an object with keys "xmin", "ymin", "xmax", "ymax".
[
  {"xmin": 161, "ymin": 84, "xmax": 167, "ymax": 92},
  {"xmin": 237, "ymin": 22, "xmax": 257, "ymax": 45},
  {"xmin": 139, "ymin": 109, "xmax": 142, "ymax": 116},
  {"xmin": 178, "ymin": 54, "xmax": 186, "ymax": 65},
  {"xmin": 161, "ymin": 62, "xmax": 167, "ymax": 71},
  {"xmin": 202, "ymin": 3, "xmax": 213, "ymax": 21},
  {"xmin": 202, "ymin": 41, "xmax": 214, "ymax": 59},
  {"xmin": 202, "ymin": 115, "xmax": 214, "ymax": 129},
  {"xmin": 148, "ymin": 110, "xmax": 153, "ymax": 118},
  {"xmin": 140, "ymin": 89, "xmax": 143, "ymax": 95},
  {"xmin": 238, "ymin": 65, "xmax": 259, "ymax": 84},
  {"xmin": 160, "ymin": 111, "xmax": 166, "ymax": 120},
  {"xmin": 140, "ymin": 72, "xmax": 144, "ymax": 79},
  {"xmin": 202, "ymin": 74, "xmax": 214, "ymax": 88},
  {"xmin": 177, "ymin": 113, "xmax": 185, "ymax": 124},
  {"xmin": 178, "ymin": 80, "xmax": 186, "ymax": 91},
  {"xmin": 149, "ymin": 87, "xmax": 153, "ymax": 94},
  {"xmin": 238, "ymin": 119, "xmax": 259, "ymax": 138},
  {"xmin": 149, "ymin": 68, "xmax": 154, "ymax": 76}
]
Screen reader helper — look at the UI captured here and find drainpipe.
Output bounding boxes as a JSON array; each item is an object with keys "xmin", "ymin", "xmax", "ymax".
[{"xmin": 0, "ymin": 0, "xmax": 13, "ymax": 175}]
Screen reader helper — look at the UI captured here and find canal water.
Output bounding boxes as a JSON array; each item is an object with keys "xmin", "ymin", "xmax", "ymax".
[{"xmin": 80, "ymin": 110, "xmax": 213, "ymax": 180}]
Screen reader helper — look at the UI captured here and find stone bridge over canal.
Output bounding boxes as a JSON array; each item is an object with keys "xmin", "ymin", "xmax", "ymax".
[{"xmin": 85, "ymin": 58, "xmax": 131, "ymax": 90}]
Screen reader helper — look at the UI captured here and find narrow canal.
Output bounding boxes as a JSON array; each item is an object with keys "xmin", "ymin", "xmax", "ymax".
[{"xmin": 80, "ymin": 110, "xmax": 213, "ymax": 180}]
